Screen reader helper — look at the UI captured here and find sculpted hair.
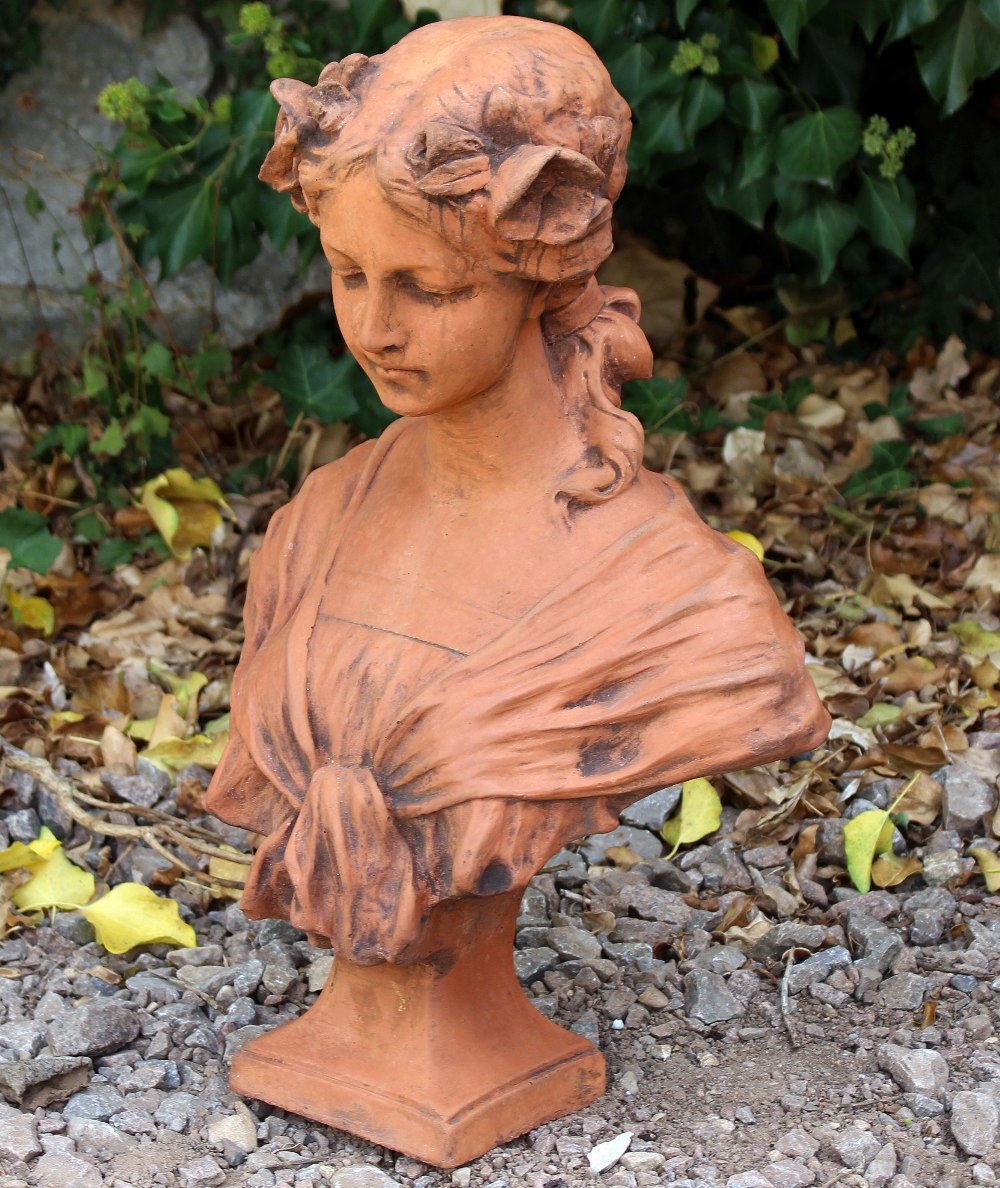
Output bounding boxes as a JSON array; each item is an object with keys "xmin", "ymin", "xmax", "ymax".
[{"xmin": 259, "ymin": 16, "xmax": 652, "ymax": 507}]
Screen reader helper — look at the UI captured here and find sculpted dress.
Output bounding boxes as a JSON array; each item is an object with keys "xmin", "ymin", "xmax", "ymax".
[{"xmin": 206, "ymin": 419, "xmax": 830, "ymax": 962}]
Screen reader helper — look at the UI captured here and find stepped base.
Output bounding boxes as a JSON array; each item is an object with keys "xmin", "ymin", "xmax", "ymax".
[{"xmin": 230, "ymin": 891, "xmax": 605, "ymax": 1167}]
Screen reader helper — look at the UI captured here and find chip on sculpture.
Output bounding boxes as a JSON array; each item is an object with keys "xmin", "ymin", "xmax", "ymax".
[{"xmin": 206, "ymin": 14, "xmax": 830, "ymax": 1167}]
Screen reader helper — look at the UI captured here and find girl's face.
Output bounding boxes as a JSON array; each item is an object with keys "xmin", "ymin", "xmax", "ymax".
[{"xmin": 317, "ymin": 170, "xmax": 539, "ymax": 418}]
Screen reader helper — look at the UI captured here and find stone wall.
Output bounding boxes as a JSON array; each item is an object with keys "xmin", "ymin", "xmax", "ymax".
[{"xmin": 0, "ymin": 0, "xmax": 327, "ymax": 360}]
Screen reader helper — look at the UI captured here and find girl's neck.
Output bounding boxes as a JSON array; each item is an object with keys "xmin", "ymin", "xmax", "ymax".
[{"xmin": 416, "ymin": 319, "xmax": 580, "ymax": 507}]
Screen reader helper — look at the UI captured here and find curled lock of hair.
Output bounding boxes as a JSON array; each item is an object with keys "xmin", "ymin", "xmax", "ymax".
[{"xmin": 542, "ymin": 279, "xmax": 653, "ymax": 510}]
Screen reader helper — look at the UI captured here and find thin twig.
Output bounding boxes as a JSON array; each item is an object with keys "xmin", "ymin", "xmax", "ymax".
[
  {"xmin": 779, "ymin": 948, "xmax": 800, "ymax": 1050},
  {"xmin": 0, "ymin": 741, "xmax": 249, "ymax": 885}
]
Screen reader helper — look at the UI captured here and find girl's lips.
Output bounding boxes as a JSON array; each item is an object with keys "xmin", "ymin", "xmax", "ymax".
[{"xmin": 370, "ymin": 360, "xmax": 421, "ymax": 380}]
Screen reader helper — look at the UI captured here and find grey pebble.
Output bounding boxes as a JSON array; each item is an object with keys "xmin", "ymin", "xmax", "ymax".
[
  {"xmin": 47, "ymin": 1000, "xmax": 141, "ymax": 1058},
  {"xmin": 621, "ymin": 785, "xmax": 682, "ymax": 831},
  {"xmin": 66, "ymin": 1115, "xmax": 135, "ymax": 1154},
  {"xmin": 63, "ymin": 1081, "xmax": 127, "ymax": 1121},
  {"xmin": 31, "ymin": 1152, "xmax": 103, "ymax": 1188},
  {"xmin": 0, "ymin": 1054, "xmax": 91, "ymax": 1109},
  {"xmin": 514, "ymin": 947, "xmax": 558, "ymax": 984},
  {"xmin": 683, "ymin": 970, "xmax": 743, "ymax": 1024},
  {"xmin": 950, "ymin": 1089, "xmax": 1000, "ymax": 1156},
  {"xmin": 877, "ymin": 1043, "xmax": 949, "ymax": 1096},
  {"xmin": 0, "ymin": 1101, "xmax": 41, "ymax": 1162},
  {"xmin": 878, "ymin": 973, "xmax": 927, "ymax": 1010},
  {"xmin": 546, "ymin": 925, "xmax": 602, "ymax": 960},
  {"xmin": 827, "ymin": 1124, "xmax": 882, "ymax": 1169},
  {"xmin": 864, "ymin": 1141, "xmax": 898, "ymax": 1187}
]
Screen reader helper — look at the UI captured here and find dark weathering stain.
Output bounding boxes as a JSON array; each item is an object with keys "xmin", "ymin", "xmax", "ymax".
[
  {"xmin": 563, "ymin": 675, "xmax": 637, "ymax": 711},
  {"xmin": 577, "ymin": 727, "xmax": 641, "ymax": 778},
  {"xmin": 477, "ymin": 859, "xmax": 513, "ymax": 895}
]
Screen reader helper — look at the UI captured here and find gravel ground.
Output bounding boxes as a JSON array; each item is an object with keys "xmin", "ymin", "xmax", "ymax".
[{"xmin": 1, "ymin": 779, "xmax": 998, "ymax": 1188}]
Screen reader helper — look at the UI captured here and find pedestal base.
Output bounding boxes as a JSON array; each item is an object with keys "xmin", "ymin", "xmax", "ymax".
[{"xmin": 231, "ymin": 892, "xmax": 605, "ymax": 1167}]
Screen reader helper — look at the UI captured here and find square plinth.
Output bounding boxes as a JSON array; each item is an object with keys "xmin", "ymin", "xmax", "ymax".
[{"xmin": 231, "ymin": 1024, "xmax": 605, "ymax": 1167}]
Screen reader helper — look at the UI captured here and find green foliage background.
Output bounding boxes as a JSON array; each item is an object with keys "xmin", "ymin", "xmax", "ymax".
[{"xmin": 7, "ymin": 0, "xmax": 1000, "ymax": 503}]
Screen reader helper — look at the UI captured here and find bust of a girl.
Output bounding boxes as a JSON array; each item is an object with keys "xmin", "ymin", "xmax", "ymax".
[{"xmin": 207, "ymin": 15, "xmax": 829, "ymax": 1168}]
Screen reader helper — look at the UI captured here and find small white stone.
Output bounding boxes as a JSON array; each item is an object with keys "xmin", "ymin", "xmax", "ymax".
[
  {"xmin": 620, "ymin": 1150, "xmax": 666, "ymax": 1172},
  {"xmin": 206, "ymin": 1103, "xmax": 259, "ymax": 1156},
  {"xmin": 587, "ymin": 1131, "xmax": 633, "ymax": 1173}
]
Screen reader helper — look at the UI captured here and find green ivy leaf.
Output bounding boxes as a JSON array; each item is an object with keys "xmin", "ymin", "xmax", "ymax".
[
  {"xmin": 622, "ymin": 375, "xmax": 691, "ymax": 431},
  {"xmin": 835, "ymin": 0, "xmax": 895, "ymax": 41},
  {"xmin": 681, "ymin": 78, "xmax": 725, "ymax": 140},
  {"xmin": 764, "ymin": 0, "xmax": 831, "ymax": 56},
  {"xmin": 189, "ymin": 348, "xmax": 232, "ymax": 395},
  {"xmin": 229, "ymin": 89, "xmax": 278, "ymax": 177},
  {"xmin": 0, "ymin": 509, "xmax": 62, "ymax": 574},
  {"xmin": 738, "ymin": 133, "xmax": 776, "ymax": 188},
  {"xmin": 981, "ymin": 0, "xmax": 1000, "ymax": 30},
  {"xmin": 607, "ymin": 42, "xmax": 661, "ymax": 107},
  {"xmin": 840, "ymin": 440, "xmax": 914, "ymax": 501},
  {"xmin": 912, "ymin": 413, "xmax": 965, "ymax": 440},
  {"xmin": 885, "ymin": 0, "xmax": 948, "ymax": 42},
  {"xmin": 256, "ymin": 187, "xmax": 310, "ymax": 253},
  {"xmin": 571, "ymin": 0, "xmax": 622, "ymax": 44},
  {"xmin": 140, "ymin": 341, "xmax": 174, "ymax": 378},
  {"xmin": 727, "ymin": 79, "xmax": 783, "ymax": 133},
  {"xmin": 641, "ymin": 97, "xmax": 687, "ymax": 155},
  {"xmin": 775, "ymin": 198, "xmax": 858, "ymax": 280},
  {"xmin": 706, "ymin": 170, "xmax": 776, "ymax": 230},
  {"xmin": 676, "ymin": 0, "xmax": 700, "ymax": 29},
  {"xmin": 856, "ymin": 173, "xmax": 916, "ymax": 262},
  {"xmin": 914, "ymin": 0, "xmax": 1000, "ymax": 115},
  {"xmin": 92, "ymin": 418, "xmax": 126, "ymax": 457},
  {"xmin": 776, "ymin": 107, "xmax": 861, "ymax": 184},
  {"xmin": 268, "ymin": 346, "xmax": 361, "ymax": 425},
  {"xmin": 147, "ymin": 180, "xmax": 216, "ymax": 277}
]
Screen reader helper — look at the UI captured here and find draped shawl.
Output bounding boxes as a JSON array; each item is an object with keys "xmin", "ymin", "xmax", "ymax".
[{"xmin": 207, "ymin": 421, "xmax": 830, "ymax": 962}]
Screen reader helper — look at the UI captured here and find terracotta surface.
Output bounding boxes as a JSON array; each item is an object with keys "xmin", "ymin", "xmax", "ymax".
[{"xmin": 207, "ymin": 14, "xmax": 831, "ymax": 1167}]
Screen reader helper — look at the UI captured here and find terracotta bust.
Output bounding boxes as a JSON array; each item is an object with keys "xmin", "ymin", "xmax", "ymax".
[{"xmin": 207, "ymin": 15, "xmax": 829, "ymax": 1168}]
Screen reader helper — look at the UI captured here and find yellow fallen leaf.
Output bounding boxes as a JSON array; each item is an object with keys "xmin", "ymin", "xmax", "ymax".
[
  {"xmin": 80, "ymin": 882, "xmax": 196, "ymax": 954},
  {"xmin": 964, "ymin": 554, "xmax": 1000, "ymax": 595},
  {"xmin": 871, "ymin": 852, "xmax": 922, "ymax": 888},
  {"xmin": 725, "ymin": 530, "xmax": 765, "ymax": 562},
  {"xmin": 147, "ymin": 691, "xmax": 190, "ymax": 749},
  {"xmin": 661, "ymin": 778, "xmax": 722, "ymax": 859},
  {"xmin": 204, "ymin": 713, "xmax": 230, "ymax": 737},
  {"xmin": 4, "ymin": 586, "xmax": 55, "ymax": 636},
  {"xmin": 0, "ymin": 826, "xmax": 61, "ymax": 873},
  {"xmin": 844, "ymin": 810, "xmax": 891, "ymax": 894},
  {"xmin": 11, "ymin": 845, "xmax": 95, "ymax": 912},
  {"xmin": 950, "ymin": 621, "xmax": 1000, "ymax": 658},
  {"xmin": 140, "ymin": 468, "xmax": 232, "ymax": 560},
  {"xmin": 127, "ymin": 717, "xmax": 156, "ymax": 742},
  {"xmin": 208, "ymin": 846, "xmax": 249, "ymax": 886},
  {"xmin": 843, "ymin": 778, "xmax": 915, "ymax": 893},
  {"xmin": 867, "ymin": 573, "xmax": 951, "ymax": 614},
  {"xmin": 856, "ymin": 703, "xmax": 903, "ymax": 730},
  {"xmin": 49, "ymin": 710, "xmax": 85, "ymax": 727},
  {"xmin": 149, "ymin": 660, "xmax": 207, "ymax": 721},
  {"xmin": 143, "ymin": 731, "xmax": 228, "ymax": 773},
  {"xmin": 969, "ymin": 846, "xmax": 1000, "ymax": 892}
]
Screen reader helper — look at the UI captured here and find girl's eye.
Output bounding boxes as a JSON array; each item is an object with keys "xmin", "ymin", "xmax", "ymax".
[{"xmin": 335, "ymin": 271, "xmax": 366, "ymax": 289}]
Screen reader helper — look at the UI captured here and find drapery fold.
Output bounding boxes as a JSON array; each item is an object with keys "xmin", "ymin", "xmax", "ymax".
[{"xmin": 208, "ymin": 423, "xmax": 830, "ymax": 962}]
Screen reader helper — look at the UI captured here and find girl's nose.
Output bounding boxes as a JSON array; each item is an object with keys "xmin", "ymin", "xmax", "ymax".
[{"xmin": 356, "ymin": 283, "xmax": 405, "ymax": 354}]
